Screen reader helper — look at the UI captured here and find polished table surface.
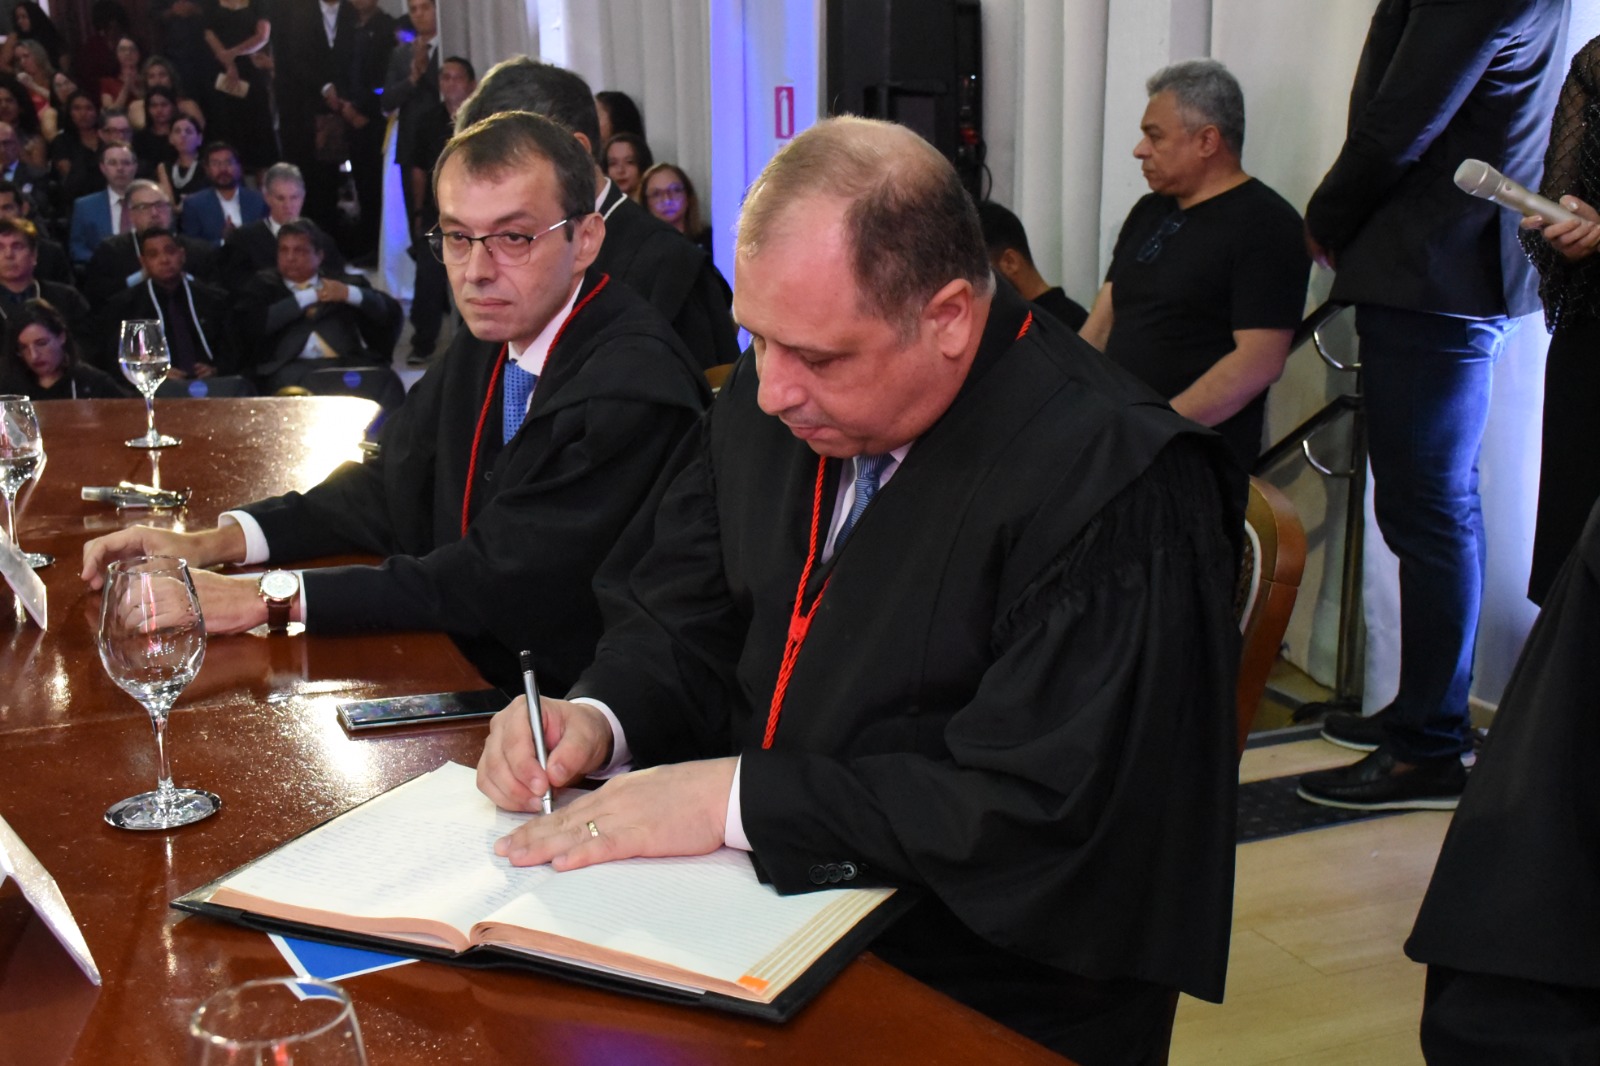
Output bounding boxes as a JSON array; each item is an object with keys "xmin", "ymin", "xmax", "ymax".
[{"xmin": 0, "ymin": 398, "xmax": 1068, "ymax": 1065}]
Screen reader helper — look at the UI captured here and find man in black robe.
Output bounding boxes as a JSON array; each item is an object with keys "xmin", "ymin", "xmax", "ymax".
[
  {"xmin": 80, "ymin": 111, "xmax": 709, "ymax": 693},
  {"xmin": 456, "ymin": 58, "xmax": 740, "ymax": 371},
  {"xmin": 476, "ymin": 117, "xmax": 1241, "ymax": 1066}
]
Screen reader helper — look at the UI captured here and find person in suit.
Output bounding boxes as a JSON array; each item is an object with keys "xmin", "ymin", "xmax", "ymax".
[
  {"xmin": 473, "ymin": 116, "xmax": 1242, "ymax": 1066},
  {"xmin": 81, "ymin": 110, "xmax": 709, "ymax": 699},
  {"xmin": 82, "ymin": 179, "xmax": 217, "ymax": 305},
  {"xmin": 0, "ymin": 121, "xmax": 49, "ymax": 219},
  {"xmin": 402, "ymin": 54, "xmax": 474, "ymax": 365},
  {"xmin": 271, "ymin": 0, "xmax": 357, "ymax": 239},
  {"xmin": 0, "ymin": 180, "xmax": 70, "ymax": 284},
  {"xmin": 382, "ymin": 0, "xmax": 438, "ymax": 227},
  {"xmin": 457, "ymin": 58, "xmax": 740, "ymax": 371},
  {"xmin": 218, "ymin": 162, "xmax": 346, "ymax": 289},
  {"xmin": 342, "ymin": 0, "xmax": 397, "ymax": 261},
  {"xmin": 0, "ymin": 217, "xmax": 91, "ymax": 347},
  {"xmin": 67, "ymin": 140, "xmax": 139, "ymax": 264},
  {"xmin": 96, "ymin": 225, "xmax": 233, "ymax": 379},
  {"xmin": 1299, "ymin": 0, "xmax": 1571, "ymax": 810},
  {"xmin": 231, "ymin": 218, "xmax": 398, "ymax": 391},
  {"xmin": 179, "ymin": 141, "xmax": 268, "ymax": 245}
]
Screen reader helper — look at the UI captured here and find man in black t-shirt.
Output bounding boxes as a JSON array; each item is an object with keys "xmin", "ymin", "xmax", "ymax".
[
  {"xmin": 976, "ymin": 200, "xmax": 1089, "ymax": 331},
  {"xmin": 1080, "ymin": 59, "xmax": 1309, "ymax": 470}
]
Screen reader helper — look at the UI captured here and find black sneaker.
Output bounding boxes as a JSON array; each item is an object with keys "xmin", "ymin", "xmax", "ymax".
[
  {"xmin": 1320, "ymin": 710, "xmax": 1387, "ymax": 752},
  {"xmin": 1297, "ymin": 747, "xmax": 1466, "ymax": 811}
]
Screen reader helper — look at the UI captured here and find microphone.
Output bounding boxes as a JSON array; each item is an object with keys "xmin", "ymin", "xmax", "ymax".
[{"xmin": 1454, "ymin": 159, "xmax": 1579, "ymax": 225}]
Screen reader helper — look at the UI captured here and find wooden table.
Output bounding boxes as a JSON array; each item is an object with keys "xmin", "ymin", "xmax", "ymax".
[{"xmin": 0, "ymin": 398, "xmax": 1067, "ymax": 1065}]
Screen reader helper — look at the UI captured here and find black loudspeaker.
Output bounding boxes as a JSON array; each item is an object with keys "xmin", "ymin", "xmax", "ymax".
[{"xmin": 825, "ymin": 0, "xmax": 986, "ymax": 198}]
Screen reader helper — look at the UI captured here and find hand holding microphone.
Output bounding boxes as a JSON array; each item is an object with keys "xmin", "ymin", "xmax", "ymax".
[{"xmin": 1455, "ymin": 158, "xmax": 1600, "ymax": 262}]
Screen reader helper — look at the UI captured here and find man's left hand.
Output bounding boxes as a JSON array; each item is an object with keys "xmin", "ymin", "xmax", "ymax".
[
  {"xmin": 317, "ymin": 279, "xmax": 351, "ymax": 304},
  {"xmin": 495, "ymin": 758, "xmax": 738, "ymax": 872}
]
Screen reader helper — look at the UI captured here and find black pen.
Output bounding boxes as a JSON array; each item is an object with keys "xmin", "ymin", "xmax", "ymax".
[{"xmin": 519, "ymin": 650, "xmax": 553, "ymax": 814}]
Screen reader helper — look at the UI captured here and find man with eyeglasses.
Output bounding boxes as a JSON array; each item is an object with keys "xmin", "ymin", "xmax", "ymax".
[
  {"xmin": 1079, "ymin": 59, "xmax": 1309, "ymax": 478},
  {"xmin": 81, "ymin": 179, "xmax": 217, "ymax": 304},
  {"xmin": 81, "ymin": 111, "xmax": 708, "ymax": 696}
]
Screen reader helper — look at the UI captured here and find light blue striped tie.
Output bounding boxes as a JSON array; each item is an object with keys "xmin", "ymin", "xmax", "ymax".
[
  {"xmin": 502, "ymin": 362, "xmax": 537, "ymax": 445},
  {"xmin": 836, "ymin": 453, "xmax": 891, "ymax": 547}
]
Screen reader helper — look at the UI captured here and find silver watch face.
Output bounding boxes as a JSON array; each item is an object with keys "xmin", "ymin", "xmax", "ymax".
[{"xmin": 260, "ymin": 570, "xmax": 299, "ymax": 601}]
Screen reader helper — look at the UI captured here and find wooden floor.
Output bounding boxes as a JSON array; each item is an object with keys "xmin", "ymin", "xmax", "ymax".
[{"xmin": 1169, "ymin": 738, "xmax": 1452, "ymax": 1065}]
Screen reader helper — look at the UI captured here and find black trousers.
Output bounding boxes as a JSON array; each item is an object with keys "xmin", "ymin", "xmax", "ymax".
[{"xmin": 1423, "ymin": 965, "xmax": 1600, "ymax": 1065}]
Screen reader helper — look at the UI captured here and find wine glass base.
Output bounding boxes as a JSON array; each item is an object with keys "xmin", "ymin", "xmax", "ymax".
[
  {"xmin": 23, "ymin": 551, "xmax": 52, "ymax": 568},
  {"xmin": 125, "ymin": 432, "xmax": 181, "ymax": 449},
  {"xmin": 105, "ymin": 788, "xmax": 221, "ymax": 830}
]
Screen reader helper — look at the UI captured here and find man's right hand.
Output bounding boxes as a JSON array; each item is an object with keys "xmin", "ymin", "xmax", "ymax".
[
  {"xmin": 477, "ymin": 697, "xmax": 614, "ymax": 814},
  {"xmin": 81, "ymin": 523, "xmax": 247, "ymax": 591}
]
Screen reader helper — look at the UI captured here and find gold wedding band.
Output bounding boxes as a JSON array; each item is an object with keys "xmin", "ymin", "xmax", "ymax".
[{"xmin": 586, "ymin": 820, "xmax": 600, "ymax": 838}]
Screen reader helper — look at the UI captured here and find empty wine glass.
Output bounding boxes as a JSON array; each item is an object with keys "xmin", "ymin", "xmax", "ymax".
[
  {"xmin": 0, "ymin": 394, "xmax": 52, "ymax": 568},
  {"xmin": 190, "ymin": 977, "xmax": 368, "ymax": 1065},
  {"xmin": 119, "ymin": 319, "xmax": 181, "ymax": 448},
  {"xmin": 99, "ymin": 555, "xmax": 219, "ymax": 830}
]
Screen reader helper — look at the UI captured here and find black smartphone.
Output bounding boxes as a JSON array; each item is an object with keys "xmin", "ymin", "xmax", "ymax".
[{"xmin": 336, "ymin": 688, "xmax": 509, "ymax": 732}]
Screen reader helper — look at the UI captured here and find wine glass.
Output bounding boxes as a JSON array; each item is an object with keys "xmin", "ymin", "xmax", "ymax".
[
  {"xmin": 0, "ymin": 395, "xmax": 52, "ymax": 568},
  {"xmin": 98, "ymin": 555, "xmax": 220, "ymax": 830},
  {"xmin": 190, "ymin": 977, "xmax": 369, "ymax": 1065},
  {"xmin": 119, "ymin": 319, "xmax": 181, "ymax": 448}
]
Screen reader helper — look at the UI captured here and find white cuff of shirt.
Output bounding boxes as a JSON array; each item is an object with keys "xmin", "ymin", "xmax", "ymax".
[
  {"xmin": 724, "ymin": 757, "xmax": 750, "ymax": 851},
  {"xmin": 345, "ymin": 285, "xmax": 363, "ymax": 307},
  {"xmin": 569, "ymin": 696, "xmax": 633, "ymax": 777},
  {"xmin": 216, "ymin": 513, "xmax": 310, "ymax": 620}
]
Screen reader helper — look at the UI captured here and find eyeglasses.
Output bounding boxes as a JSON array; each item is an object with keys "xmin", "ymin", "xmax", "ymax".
[
  {"xmin": 425, "ymin": 216, "xmax": 583, "ymax": 266},
  {"xmin": 1136, "ymin": 210, "xmax": 1186, "ymax": 264},
  {"xmin": 645, "ymin": 184, "xmax": 686, "ymax": 202},
  {"xmin": 128, "ymin": 200, "xmax": 169, "ymax": 213}
]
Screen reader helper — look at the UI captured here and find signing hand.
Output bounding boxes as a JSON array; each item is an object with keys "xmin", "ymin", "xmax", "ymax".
[
  {"xmin": 82, "ymin": 522, "xmax": 246, "ymax": 590},
  {"xmin": 477, "ymin": 696, "xmax": 614, "ymax": 813},
  {"xmin": 495, "ymin": 758, "xmax": 738, "ymax": 871},
  {"xmin": 1523, "ymin": 196, "xmax": 1600, "ymax": 262}
]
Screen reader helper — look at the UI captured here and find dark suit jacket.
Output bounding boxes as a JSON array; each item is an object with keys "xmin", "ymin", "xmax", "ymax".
[
  {"xmin": 83, "ymin": 232, "xmax": 219, "ymax": 306},
  {"xmin": 383, "ymin": 37, "xmax": 439, "ymax": 193},
  {"xmin": 238, "ymin": 270, "xmax": 709, "ymax": 692},
  {"xmin": 0, "ymin": 280, "xmax": 93, "ymax": 352},
  {"xmin": 179, "ymin": 187, "xmax": 269, "ymax": 245},
  {"xmin": 218, "ymin": 220, "xmax": 348, "ymax": 290},
  {"xmin": 97, "ymin": 277, "xmax": 235, "ymax": 375},
  {"xmin": 1305, "ymin": 0, "xmax": 1570, "ymax": 318},
  {"xmin": 33, "ymin": 239, "xmax": 73, "ymax": 286},
  {"xmin": 68, "ymin": 190, "xmax": 117, "ymax": 264},
  {"xmin": 596, "ymin": 182, "xmax": 740, "ymax": 370},
  {"xmin": 273, "ymin": 0, "xmax": 360, "ymax": 171},
  {"xmin": 2, "ymin": 161, "xmax": 51, "ymax": 218},
  {"xmin": 233, "ymin": 268, "xmax": 400, "ymax": 379}
]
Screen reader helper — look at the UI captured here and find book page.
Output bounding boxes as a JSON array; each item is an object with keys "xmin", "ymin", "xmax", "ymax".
[{"xmin": 215, "ymin": 764, "xmax": 562, "ymax": 944}]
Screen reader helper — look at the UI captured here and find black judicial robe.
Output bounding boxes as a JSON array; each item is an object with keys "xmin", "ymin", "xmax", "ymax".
[
  {"xmin": 1406, "ymin": 497, "xmax": 1600, "ymax": 992},
  {"xmin": 241, "ymin": 270, "xmax": 709, "ymax": 691},
  {"xmin": 595, "ymin": 182, "xmax": 740, "ymax": 371},
  {"xmin": 574, "ymin": 286, "xmax": 1242, "ymax": 1005}
]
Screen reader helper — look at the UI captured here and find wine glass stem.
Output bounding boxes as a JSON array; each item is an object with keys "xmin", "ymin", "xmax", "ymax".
[
  {"xmin": 2, "ymin": 489, "xmax": 15, "ymax": 544},
  {"xmin": 144, "ymin": 393, "xmax": 158, "ymax": 440},
  {"xmin": 148, "ymin": 705, "xmax": 176, "ymax": 806}
]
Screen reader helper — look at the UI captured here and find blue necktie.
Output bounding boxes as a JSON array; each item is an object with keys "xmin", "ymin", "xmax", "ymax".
[
  {"xmin": 836, "ymin": 453, "xmax": 891, "ymax": 548},
  {"xmin": 502, "ymin": 361, "xmax": 537, "ymax": 444}
]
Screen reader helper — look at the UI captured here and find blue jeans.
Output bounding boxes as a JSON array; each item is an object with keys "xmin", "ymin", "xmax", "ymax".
[{"xmin": 1358, "ymin": 305, "xmax": 1516, "ymax": 761}]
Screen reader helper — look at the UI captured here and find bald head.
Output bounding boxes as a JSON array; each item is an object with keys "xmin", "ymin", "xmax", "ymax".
[{"xmin": 738, "ymin": 117, "xmax": 991, "ymax": 338}]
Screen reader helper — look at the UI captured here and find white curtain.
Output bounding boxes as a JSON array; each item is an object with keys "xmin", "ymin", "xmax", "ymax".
[{"xmin": 441, "ymin": 0, "xmax": 538, "ymax": 72}]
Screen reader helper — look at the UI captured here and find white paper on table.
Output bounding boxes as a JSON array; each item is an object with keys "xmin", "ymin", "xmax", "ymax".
[
  {"xmin": 0, "ymin": 527, "xmax": 46, "ymax": 629},
  {"xmin": 0, "ymin": 814, "xmax": 99, "ymax": 984}
]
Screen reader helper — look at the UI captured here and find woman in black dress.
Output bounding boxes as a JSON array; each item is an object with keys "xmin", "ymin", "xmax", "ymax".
[
  {"xmin": 202, "ymin": 0, "xmax": 274, "ymax": 172},
  {"xmin": 1523, "ymin": 35, "xmax": 1600, "ymax": 605}
]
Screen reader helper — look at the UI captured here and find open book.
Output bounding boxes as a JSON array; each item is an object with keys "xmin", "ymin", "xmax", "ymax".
[{"xmin": 175, "ymin": 762, "xmax": 902, "ymax": 1020}]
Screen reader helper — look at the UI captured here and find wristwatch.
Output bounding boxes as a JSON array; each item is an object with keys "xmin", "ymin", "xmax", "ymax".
[{"xmin": 258, "ymin": 570, "xmax": 301, "ymax": 634}]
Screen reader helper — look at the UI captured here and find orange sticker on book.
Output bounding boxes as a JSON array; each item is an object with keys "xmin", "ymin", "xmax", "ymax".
[{"xmin": 737, "ymin": 975, "xmax": 770, "ymax": 994}]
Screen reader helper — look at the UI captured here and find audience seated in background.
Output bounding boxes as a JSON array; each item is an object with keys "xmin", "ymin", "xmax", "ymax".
[
  {"xmin": 603, "ymin": 132, "xmax": 651, "ymax": 201},
  {"xmin": 231, "ymin": 219, "xmax": 398, "ymax": 392},
  {"xmin": 67, "ymin": 140, "xmax": 139, "ymax": 263},
  {"xmin": 219, "ymin": 161, "xmax": 344, "ymax": 289},
  {"xmin": 0, "ymin": 181, "xmax": 70, "ymax": 283},
  {"xmin": 976, "ymin": 200, "xmax": 1089, "ymax": 332},
  {"xmin": 131, "ymin": 55, "xmax": 207, "ymax": 129},
  {"xmin": 47, "ymin": 90, "xmax": 101, "ymax": 209},
  {"xmin": 458, "ymin": 58, "xmax": 740, "ymax": 371},
  {"xmin": 641, "ymin": 162, "xmax": 715, "ymax": 262},
  {"xmin": 83, "ymin": 179, "xmax": 216, "ymax": 304},
  {"xmin": 158, "ymin": 113, "xmax": 208, "ymax": 204},
  {"xmin": 0, "ymin": 121, "xmax": 49, "ymax": 218},
  {"xmin": 179, "ymin": 141, "xmax": 266, "ymax": 245},
  {"xmin": 1080, "ymin": 59, "xmax": 1309, "ymax": 475},
  {"xmin": 0, "ymin": 217, "xmax": 90, "ymax": 339},
  {"xmin": 132, "ymin": 87, "xmax": 180, "ymax": 171},
  {"xmin": 594, "ymin": 88, "xmax": 644, "ymax": 143},
  {"xmin": 0, "ymin": 296, "xmax": 128, "ymax": 400},
  {"xmin": 97, "ymin": 225, "xmax": 232, "ymax": 379}
]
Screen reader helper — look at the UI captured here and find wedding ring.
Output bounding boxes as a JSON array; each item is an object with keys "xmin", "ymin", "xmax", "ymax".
[{"xmin": 586, "ymin": 820, "xmax": 600, "ymax": 838}]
